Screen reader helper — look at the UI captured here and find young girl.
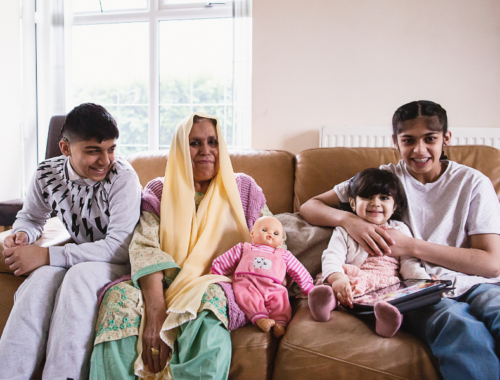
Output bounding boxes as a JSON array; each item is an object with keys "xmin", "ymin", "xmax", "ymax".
[
  {"xmin": 301, "ymin": 100, "xmax": 500, "ymax": 380},
  {"xmin": 308, "ymin": 168, "xmax": 430, "ymax": 338}
]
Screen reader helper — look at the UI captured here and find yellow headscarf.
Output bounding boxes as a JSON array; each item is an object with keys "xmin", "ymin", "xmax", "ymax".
[{"xmin": 135, "ymin": 112, "xmax": 251, "ymax": 379}]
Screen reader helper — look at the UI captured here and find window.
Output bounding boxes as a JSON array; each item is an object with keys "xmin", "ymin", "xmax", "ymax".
[{"xmin": 69, "ymin": 0, "xmax": 248, "ymax": 158}]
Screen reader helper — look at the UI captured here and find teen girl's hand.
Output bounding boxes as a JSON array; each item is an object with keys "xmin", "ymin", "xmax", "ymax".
[
  {"xmin": 328, "ymin": 273, "xmax": 354, "ymax": 308},
  {"xmin": 382, "ymin": 228, "xmax": 413, "ymax": 257},
  {"xmin": 3, "ymin": 231, "xmax": 29, "ymax": 249},
  {"xmin": 2, "ymin": 244, "xmax": 49, "ymax": 276},
  {"xmin": 343, "ymin": 213, "xmax": 395, "ymax": 256}
]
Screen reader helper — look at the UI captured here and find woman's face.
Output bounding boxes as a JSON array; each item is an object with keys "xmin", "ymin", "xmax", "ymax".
[
  {"xmin": 189, "ymin": 120, "xmax": 220, "ymax": 193},
  {"xmin": 393, "ymin": 116, "xmax": 451, "ymax": 184}
]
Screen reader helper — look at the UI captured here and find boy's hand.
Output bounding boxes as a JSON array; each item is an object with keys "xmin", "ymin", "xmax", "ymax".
[
  {"xmin": 3, "ymin": 232, "xmax": 29, "ymax": 249},
  {"xmin": 330, "ymin": 275, "xmax": 354, "ymax": 308},
  {"xmin": 3, "ymin": 245, "xmax": 50, "ymax": 276}
]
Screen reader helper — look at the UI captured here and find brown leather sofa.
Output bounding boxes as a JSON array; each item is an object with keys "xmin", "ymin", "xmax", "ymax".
[{"xmin": 2, "ymin": 145, "xmax": 500, "ymax": 380}]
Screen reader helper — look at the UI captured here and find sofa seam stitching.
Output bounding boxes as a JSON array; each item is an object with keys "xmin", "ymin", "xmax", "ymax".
[{"xmin": 280, "ymin": 341, "xmax": 409, "ymax": 380}]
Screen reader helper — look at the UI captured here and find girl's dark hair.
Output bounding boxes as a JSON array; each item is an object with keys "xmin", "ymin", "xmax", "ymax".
[
  {"xmin": 60, "ymin": 103, "xmax": 119, "ymax": 143},
  {"xmin": 341, "ymin": 168, "xmax": 407, "ymax": 221},
  {"xmin": 392, "ymin": 100, "xmax": 447, "ymax": 137}
]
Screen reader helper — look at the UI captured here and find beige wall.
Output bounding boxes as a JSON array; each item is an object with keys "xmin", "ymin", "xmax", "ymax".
[
  {"xmin": 0, "ymin": 1, "xmax": 22, "ymax": 202},
  {"xmin": 252, "ymin": 0, "xmax": 500, "ymax": 153}
]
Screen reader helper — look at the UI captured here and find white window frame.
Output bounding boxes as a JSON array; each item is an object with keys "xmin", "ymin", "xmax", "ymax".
[{"xmin": 72, "ymin": 0, "xmax": 233, "ymax": 152}]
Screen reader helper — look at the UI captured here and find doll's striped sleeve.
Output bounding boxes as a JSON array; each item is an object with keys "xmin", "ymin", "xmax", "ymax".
[
  {"xmin": 282, "ymin": 251, "xmax": 314, "ymax": 295},
  {"xmin": 211, "ymin": 242, "xmax": 244, "ymax": 276}
]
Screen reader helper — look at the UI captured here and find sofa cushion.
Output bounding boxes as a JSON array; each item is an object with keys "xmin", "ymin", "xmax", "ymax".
[
  {"xmin": 294, "ymin": 147, "xmax": 401, "ymax": 211},
  {"xmin": 275, "ymin": 213, "xmax": 333, "ymax": 291},
  {"xmin": 128, "ymin": 149, "xmax": 296, "ymax": 215},
  {"xmin": 273, "ymin": 300, "xmax": 441, "ymax": 380},
  {"xmin": 230, "ymin": 324, "xmax": 279, "ymax": 380},
  {"xmin": 0, "ymin": 273, "xmax": 25, "ymax": 337}
]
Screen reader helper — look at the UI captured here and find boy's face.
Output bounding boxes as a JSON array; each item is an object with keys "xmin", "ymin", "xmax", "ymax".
[
  {"xmin": 250, "ymin": 217, "xmax": 283, "ymax": 249},
  {"xmin": 59, "ymin": 138, "xmax": 116, "ymax": 181}
]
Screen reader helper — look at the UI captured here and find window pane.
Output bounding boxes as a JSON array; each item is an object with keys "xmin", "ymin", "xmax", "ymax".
[
  {"xmin": 72, "ymin": 22, "xmax": 149, "ymax": 155},
  {"xmin": 159, "ymin": 105, "xmax": 191, "ymax": 147},
  {"xmin": 159, "ymin": 18, "xmax": 233, "ymax": 147},
  {"xmin": 73, "ymin": 0, "xmax": 148, "ymax": 14}
]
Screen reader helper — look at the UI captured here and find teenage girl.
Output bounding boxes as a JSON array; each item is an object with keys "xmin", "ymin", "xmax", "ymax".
[
  {"xmin": 301, "ymin": 100, "xmax": 500, "ymax": 380},
  {"xmin": 308, "ymin": 167, "xmax": 430, "ymax": 338}
]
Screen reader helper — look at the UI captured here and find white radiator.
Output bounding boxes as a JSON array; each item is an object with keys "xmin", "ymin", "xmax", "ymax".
[{"xmin": 320, "ymin": 126, "xmax": 500, "ymax": 149}]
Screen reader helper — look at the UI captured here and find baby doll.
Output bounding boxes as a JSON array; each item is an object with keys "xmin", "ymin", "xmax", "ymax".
[
  {"xmin": 211, "ymin": 216, "xmax": 314, "ymax": 338},
  {"xmin": 308, "ymin": 168, "xmax": 430, "ymax": 338}
]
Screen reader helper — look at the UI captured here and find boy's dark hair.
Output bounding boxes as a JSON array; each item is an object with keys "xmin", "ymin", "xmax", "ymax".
[
  {"xmin": 341, "ymin": 168, "xmax": 407, "ymax": 221},
  {"xmin": 60, "ymin": 103, "xmax": 119, "ymax": 143},
  {"xmin": 392, "ymin": 100, "xmax": 448, "ymax": 137}
]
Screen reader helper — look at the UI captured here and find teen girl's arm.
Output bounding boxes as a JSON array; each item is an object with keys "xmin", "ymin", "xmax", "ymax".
[
  {"xmin": 300, "ymin": 188, "xmax": 395, "ymax": 256},
  {"xmin": 386, "ymin": 231, "xmax": 500, "ymax": 278}
]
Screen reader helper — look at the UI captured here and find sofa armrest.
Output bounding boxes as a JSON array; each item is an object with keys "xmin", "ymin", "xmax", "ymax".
[
  {"xmin": 0, "ymin": 217, "xmax": 72, "ymax": 275},
  {"xmin": 0, "ymin": 199, "xmax": 24, "ymax": 226}
]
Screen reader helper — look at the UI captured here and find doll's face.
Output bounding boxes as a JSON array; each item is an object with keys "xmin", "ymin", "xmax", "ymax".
[{"xmin": 250, "ymin": 217, "xmax": 283, "ymax": 249}]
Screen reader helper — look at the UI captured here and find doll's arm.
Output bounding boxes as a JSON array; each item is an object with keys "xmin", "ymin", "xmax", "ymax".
[
  {"xmin": 283, "ymin": 251, "xmax": 314, "ymax": 295},
  {"xmin": 211, "ymin": 242, "xmax": 244, "ymax": 276}
]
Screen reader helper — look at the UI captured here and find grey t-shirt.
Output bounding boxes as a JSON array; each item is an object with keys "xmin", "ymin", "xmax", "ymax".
[
  {"xmin": 12, "ymin": 155, "xmax": 142, "ymax": 268},
  {"xmin": 334, "ymin": 160, "xmax": 500, "ymax": 296}
]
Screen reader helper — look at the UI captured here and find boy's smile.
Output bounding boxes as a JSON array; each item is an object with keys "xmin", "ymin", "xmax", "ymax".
[
  {"xmin": 60, "ymin": 138, "xmax": 117, "ymax": 182},
  {"xmin": 393, "ymin": 116, "xmax": 451, "ymax": 184}
]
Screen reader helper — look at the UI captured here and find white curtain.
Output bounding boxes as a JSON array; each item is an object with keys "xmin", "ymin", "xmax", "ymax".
[
  {"xmin": 233, "ymin": 0, "xmax": 252, "ymax": 148},
  {"xmin": 36, "ymin": 0, "xmax": 73, "ymax": 161}
]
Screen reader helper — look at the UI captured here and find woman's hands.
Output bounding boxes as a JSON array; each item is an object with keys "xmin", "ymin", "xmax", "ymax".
[
  {"xmin": 343, "ymin": 213, "xmax": 395, "ymax": 256},
  {"xmin": 142, "ymin": 304, "xmax": 171, "ymax": 374},
  {"xmin": 139, "ymin": 271, "xmax": 171, "ymax": 374},
  {"xmin": 327, "ymin": 273, "xmax": 353, "ymax": 308}
]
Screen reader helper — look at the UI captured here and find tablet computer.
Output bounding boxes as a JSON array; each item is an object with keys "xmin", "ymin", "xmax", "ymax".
[{"xmin": 351, "ymin": 279, "xmax": 453, "ymax": 314}]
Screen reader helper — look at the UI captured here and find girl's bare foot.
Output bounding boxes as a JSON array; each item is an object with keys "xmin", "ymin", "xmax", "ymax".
[
  {"xmin": 255, "ymin": 318, "xmax": 275, "ymax": 332},
  {"xmin": 273, "ymin": 324, "xmax": 286, "ymax": 338}
]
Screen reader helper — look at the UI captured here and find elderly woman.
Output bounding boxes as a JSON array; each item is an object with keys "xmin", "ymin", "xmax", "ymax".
[{"xmin": 89, "ymin": 113, "xmax": 270, "ymax": 379}]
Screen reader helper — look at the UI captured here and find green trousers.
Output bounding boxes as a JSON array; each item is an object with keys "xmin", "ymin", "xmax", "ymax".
[{"xmin": 89, "ymin": 310, "xmax": 231, "ymax": 380}]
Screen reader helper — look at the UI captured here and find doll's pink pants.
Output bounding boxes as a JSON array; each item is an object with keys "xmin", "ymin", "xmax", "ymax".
[{"xmin": 233, "ymin": 274, "xmax": 292, "ymax": 326}]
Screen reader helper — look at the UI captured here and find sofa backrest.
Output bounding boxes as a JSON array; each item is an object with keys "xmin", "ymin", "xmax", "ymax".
[
  {"xmin": 127, "ymin": 149, "xmax": 296, "ymax": 215},
  {"xmin": 294, "ymin": 145, "xmax": 500, "ymax": 211}
]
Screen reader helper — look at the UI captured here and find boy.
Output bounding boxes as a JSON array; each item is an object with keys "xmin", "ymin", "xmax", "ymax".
[{"xmin": 0, "ymin": 103, "xmax": 141, "ymax": 380}]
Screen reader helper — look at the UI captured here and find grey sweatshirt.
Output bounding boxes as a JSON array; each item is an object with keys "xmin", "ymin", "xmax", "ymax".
[{"xmin": 12, "ymin": 155, "xmax": 142, "ymax": 268}]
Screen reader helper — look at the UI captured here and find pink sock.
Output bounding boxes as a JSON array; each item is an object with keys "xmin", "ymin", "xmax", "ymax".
[
  {"xmin": 374, "ymin": 301, "xmax": 403, "ymax": 338},
  {"xmin": 308, "ymin": 285, "xmax": 337, "ymax": 322}
]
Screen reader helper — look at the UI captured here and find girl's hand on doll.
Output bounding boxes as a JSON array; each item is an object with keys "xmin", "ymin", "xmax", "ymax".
[
  {"xmin": 330, "ymin": 276, "xmax": 354, "ymax": 308},
  {"xmin": 343, "ymin": 213, "xmax": 394, "ymax": 256}
]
